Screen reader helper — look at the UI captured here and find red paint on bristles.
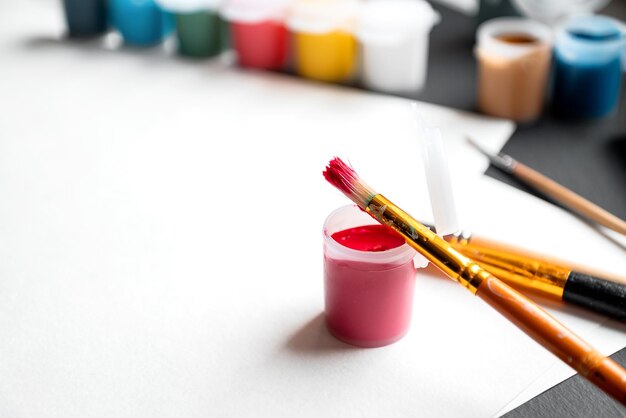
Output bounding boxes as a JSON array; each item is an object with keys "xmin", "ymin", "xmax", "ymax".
[
  {"xmin": 323, "ymin": 157, "xmax": 376, "ymax": 209},
  {"xmin": 323, "ymin": 157, "xmax": 357, "ymax": 195}
]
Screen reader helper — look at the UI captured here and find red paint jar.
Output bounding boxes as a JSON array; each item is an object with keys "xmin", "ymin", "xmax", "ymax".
[
  {"xmin": 222, "ymin": 0, "xmax": 290, "ymax": 70},
  {"xmin": 323, "ymin": 205, "xmax": 426, "ymax": 348},
  {"xmin": 231, "ymin": 20, "xmax": 288, "ymax": 70}
]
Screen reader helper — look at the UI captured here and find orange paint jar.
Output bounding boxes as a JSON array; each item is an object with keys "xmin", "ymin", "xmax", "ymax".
[{"xmin": 475, "ymin": 18, "xmax": 552, "ymax": 123}]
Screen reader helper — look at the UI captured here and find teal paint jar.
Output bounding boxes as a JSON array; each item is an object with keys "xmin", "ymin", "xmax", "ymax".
[
  {"xmin": 109, "ymin": 0, "xmax": 175, "ymax": 47},
  {"xmin": 552, "ymin": 16, "xmax": 626, "ymax": 119}
]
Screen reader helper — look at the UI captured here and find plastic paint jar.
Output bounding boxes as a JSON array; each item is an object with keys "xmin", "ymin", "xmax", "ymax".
[
  {"xmin": 552, "ymin": 15, "xmax": 625, "ymax": 119},
  {"xmin": 62, "ymin": 0, "xmax": 108, "ymax": 38},
  {"xmin": 356, "ymin": 0, "xmax": 440, "ymax": 94},
  {"xmin": 109, "ymin": 0, "xmax": 174, "ymax": 47},
  {"xmin": 221, "ymin": 0, "xmax": 291, "ymax": 70},
  {"xmin": 475, "ymin": 18, "xmax": 552, "ymax": 123},
  {"xmin": 158, "ymin": 0, "xmax": 226, "ymax": 58},
  {"xmin": 287, "ymin": 0, "xmax": 358, "ymax": 83},
  {"xmin": 323, "ymin": 205, "xmax": 419, "ymax": 348}
]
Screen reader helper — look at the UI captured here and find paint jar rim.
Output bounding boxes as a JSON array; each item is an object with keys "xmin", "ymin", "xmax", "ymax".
[
  {"xmin": 156, "ymin": 0, "xmax": 223, "ymax": 13},
  {"xmin": 221, "ymin": 0, "xmax": 291, "ymax": 23},
  {"xmin": 555, "ymin": 15, "xmax": 626, "ymax": 66},
  {"xmin": 355, "ymin": 0, "xmax": 440, "ymax": 45},
  {"xmin": 476, "ymin": 18, "xmax": 552, "ymax": 60},
  {"xmin": 286, "ymin": 0, "xmax": 358, "ymax": 34},
  {"xmin": 323, "ymin": 205, "xmax": 417, "ymax": 267}
]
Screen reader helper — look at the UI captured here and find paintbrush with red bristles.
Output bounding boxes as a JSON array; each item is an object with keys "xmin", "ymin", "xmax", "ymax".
[{"xmin": 323, "ymin": 156, "xmax": 626, "ymax": 405}]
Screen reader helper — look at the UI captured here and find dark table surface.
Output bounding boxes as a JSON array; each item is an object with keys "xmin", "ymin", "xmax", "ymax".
[{"xmin": 504, "ymin": 348, "xmax": 626, "ymax": 417}]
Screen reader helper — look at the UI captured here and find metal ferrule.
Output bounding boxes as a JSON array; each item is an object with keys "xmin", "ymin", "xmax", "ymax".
[
  {"xmin": 366, "ymin": 195, "xmax": 490, "ymax": 294},
  {"xmin": 446, "ymin": 234, "xmax": 568, "ymax": 299},
  {"xmin": 444, "ymin": 229, "xmax": 473, "ymax": 244},
  {"xmin": 492, "ymin": 153, "xmax": 517, "ymax": 174}
]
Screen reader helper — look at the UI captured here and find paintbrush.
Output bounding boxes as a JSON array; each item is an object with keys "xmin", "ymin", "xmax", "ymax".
[
  {"xmin": 411, "ymin": 116, "xmax": 626, "ymax": 321},
  {"xmin": 442, "ymin": 229, "xmax": 626, "ymax": 321},
  {"xmin": 323, "ymin": 157, "xmax": 626, "ymax": 405},
  {"xmin": 466, "ymin": 137, "xmax": 626, "ymax": 236}
]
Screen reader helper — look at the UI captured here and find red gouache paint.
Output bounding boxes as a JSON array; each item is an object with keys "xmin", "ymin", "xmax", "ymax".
[
  {"xmin": 231, "ymin": 20, "xmax": 288, "ymax": 70},
  {"xmin": 332, "ymin": 225, "xmax": 405, "ymax": 252},
  {"xmin": 324, "ymin": 206, "xmax": 417, "ymax": 348}
]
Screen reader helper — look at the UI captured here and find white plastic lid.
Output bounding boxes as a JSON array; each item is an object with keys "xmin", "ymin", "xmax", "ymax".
[
  {"xmin": 555, "ymin": 15, "xmax": 626, "ymax": 66},
  {"xmin": 286, "ymin": 0, "xmax": 359, "ymax": 34},
  {"xmin": 410, "ymin": 104, "xmax": 459, "ymax": 237},
  {"xmin": 356, "ymin": 0, "xmax": 440, "ymax": 44},
  {"xmin": 512, "ymin": 0, "xmax": 610, "ymax": 25},
  {"xmin": 221, "ymin": 0, "xmax": 293, "ymax": 23},
  {"xmin": 156, "ymin": 0, "xmax": 223, "ymax": 13},
  {"xmin": 476, "ymin": 18, "xmax": 552, "ymax": 60}
]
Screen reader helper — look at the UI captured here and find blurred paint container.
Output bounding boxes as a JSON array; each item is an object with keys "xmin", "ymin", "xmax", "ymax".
[
  {"xmin": 62, "ymin": 0, "xmax": 108, "ymax": 37},
  {"xmin": 286, "ymin": 0, "xmax": 358, "ymax": 83},
  {"xmin": 158, "ymin": 0, "xmax": 226, "ymax": 58},
  {"xmin": 109, "ymin": 0, "xmax": 174, "ymax": 47},
  {"xmin": 221, "ymin": 0, "xmax": 291, "ymax": 70},
  {"xmin": 356, "ymin": 0, "xmax": 440, "ymax": 94},
  {"xmin": 475, "ymin": 18, "xmax": 552, "ymax": 123},
  {"xmin": 552, "ymin": 15, "xmax": 625, "ymax": 119}
]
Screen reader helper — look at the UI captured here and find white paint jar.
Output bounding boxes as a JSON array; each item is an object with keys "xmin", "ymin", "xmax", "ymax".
[{"xmin": 356, "ymin": 0, "xmax": 440, "ymax": 94}]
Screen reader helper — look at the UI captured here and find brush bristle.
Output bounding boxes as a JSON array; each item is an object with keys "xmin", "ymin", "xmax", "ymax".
[{"xmin": 323, "ymin": 157, "xmax": 376, "ymax": 209}]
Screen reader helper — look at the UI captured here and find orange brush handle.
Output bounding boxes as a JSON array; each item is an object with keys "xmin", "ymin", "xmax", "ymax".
[
  {"xmin": 367, "ymin": 194, "xmax": 626, "ymax": 405},
  {"xmin": 477, "ymin": 276, "xmax": 626, "ymax": 404}
]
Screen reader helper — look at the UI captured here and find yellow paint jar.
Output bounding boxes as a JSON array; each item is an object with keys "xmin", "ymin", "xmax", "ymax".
[{"xmin": 287, "ymin": 0, "xmax": 358, "ymax": 83}]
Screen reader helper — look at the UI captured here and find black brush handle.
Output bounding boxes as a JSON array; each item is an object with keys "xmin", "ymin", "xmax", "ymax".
[{"xmin": 563, "ymin": 272, "xmax": 626, "ymax": 321}]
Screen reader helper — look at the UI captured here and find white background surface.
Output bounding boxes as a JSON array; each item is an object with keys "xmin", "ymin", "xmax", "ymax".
[{"xmin": 1, "ymin": 1, "xmax": 626, "ymax": 417}]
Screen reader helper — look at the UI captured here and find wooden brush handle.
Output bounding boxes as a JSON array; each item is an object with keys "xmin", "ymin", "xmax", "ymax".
[
  {"xmin": 515, "ymin": 163, "xmax": 626, "ymax": 235},
  {"xmin": 477, "ymin": 275, "xmax": 626, "ymax": 405}
]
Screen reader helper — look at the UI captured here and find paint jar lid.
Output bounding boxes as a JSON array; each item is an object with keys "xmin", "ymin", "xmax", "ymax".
[
  {"xmin": 411, "ymin": 106, "xmax": 459, "ymax": 238},
  {"xmin": 555, "ymin": 15, "xmax": 626, "ymax": 65},
  {"xmin": 156, "ymin": 0, "xmax": 223, "ymax": 13},
  {"xmin": 323, "ymin": 205, "xmax": 422, "ymax": 268},
  {"xmin": 286, "ymin": 0, "xmax": 358, "ymax": 34},
  {"xmin": 356, "ymin": 0, "xmax": 440, "ymax": 44},
  {"xmin": 476, "ymin": 18, "xmax": 552, "ymax": 60},
  {"xmin": 221, "ymin": 0, "xmax": 292, "ymax": 23},
  {"xmin": 567, "ymin": 15, "xmax": 622, "ymax": 40},
  {"xmin": 512, "ymin": 0, "xmax": 609, "ymax": 25}
]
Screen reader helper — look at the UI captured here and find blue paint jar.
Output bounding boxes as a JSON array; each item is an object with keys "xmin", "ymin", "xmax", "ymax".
[
  {"xmin": 552, "ymin": 16, "xmax": 625, "ymax": 119},
  {"xmin": 62, "ymin": 0, "xmax": 108, "ymax": 37},
  {"xmin": 109, "ymin": 0, "xmax": 175, "ymax": 46}
]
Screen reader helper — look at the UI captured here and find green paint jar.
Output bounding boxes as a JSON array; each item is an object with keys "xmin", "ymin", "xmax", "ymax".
[
  {"xmin": 176, "ymin": 11, "xmax": 223, "ymax": 57},
  {"xmin": 157, "ymin": 0, "xmax": 225, "ymax": 58}
]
